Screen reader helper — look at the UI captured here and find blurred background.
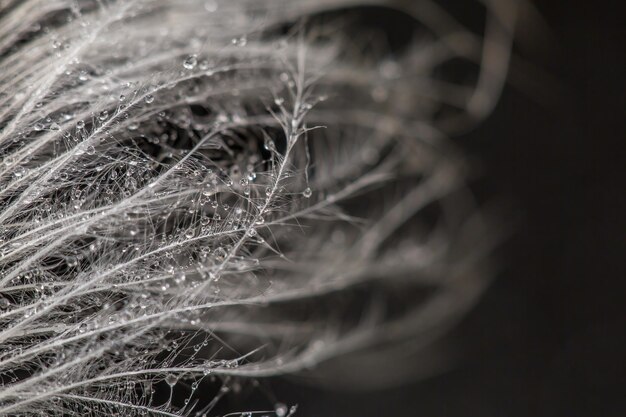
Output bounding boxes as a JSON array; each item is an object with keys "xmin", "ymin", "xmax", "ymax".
[{"xmin": 250, "ymin": 1, "xmax": 625, "ymax": 415}]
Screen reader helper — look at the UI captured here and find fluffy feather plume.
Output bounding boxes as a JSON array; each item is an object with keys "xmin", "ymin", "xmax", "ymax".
[{"xmin": 0, "ymin": 0, "xmax": 516, "ymax": 415}]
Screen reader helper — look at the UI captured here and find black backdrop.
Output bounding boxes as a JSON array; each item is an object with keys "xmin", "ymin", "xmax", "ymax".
[{"xmin": 255, "ymin": 1, "xmax": 625, "ymax": 416}]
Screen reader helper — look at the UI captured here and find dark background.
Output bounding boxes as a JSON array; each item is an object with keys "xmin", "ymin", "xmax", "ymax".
[{"xmin": 260, "ymin": 1, "xmax": 625, "ymax": 416}]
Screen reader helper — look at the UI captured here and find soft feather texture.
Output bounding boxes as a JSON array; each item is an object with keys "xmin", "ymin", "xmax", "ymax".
[{"xmin": 0, "ymin": 0, "xmax": 516, "ymax": 415}]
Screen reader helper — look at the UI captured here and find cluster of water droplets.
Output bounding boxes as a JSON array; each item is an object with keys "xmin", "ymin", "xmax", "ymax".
[{"xmin": 0, "ymin": 7, "xmax": 324, "ymax": 412}]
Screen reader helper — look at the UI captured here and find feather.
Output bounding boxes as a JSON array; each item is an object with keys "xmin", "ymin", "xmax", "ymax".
[{"xmin": 0, "ymin": 0, "xmax": 516, "ymax": 415}]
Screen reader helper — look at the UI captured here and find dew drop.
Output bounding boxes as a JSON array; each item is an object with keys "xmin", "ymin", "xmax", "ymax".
[
  {"xmin": 174, "ymin": 271, "xmax": 186, "ymax": 284},
  {"xmin": 144, "ymin": 94, "xmax": 154, "ymax": 104},
  {"xmin": 231, "ymin": 36, "xmax": 247, "ymax": 47},
  {"xmin": 264, "ymin": 139, "xmax": 276, "ymax": 151},
  {"xmin": 183, "ymin": 54, "xmax": 198, "ymax": 70},
  {"xmin": 274, "ymin": 403, "xmax": 288, "ymax": 417},
  {"xmin": 77, "ymin": 322, "xmax": 87, "ymax": 333},
  {"xmin": 165, "ymin": 374, "xmax": 177, "ymax": 387},
  {"xmin": 302, "ymin": 187, "xmax": 312, "ymax": 198}
]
